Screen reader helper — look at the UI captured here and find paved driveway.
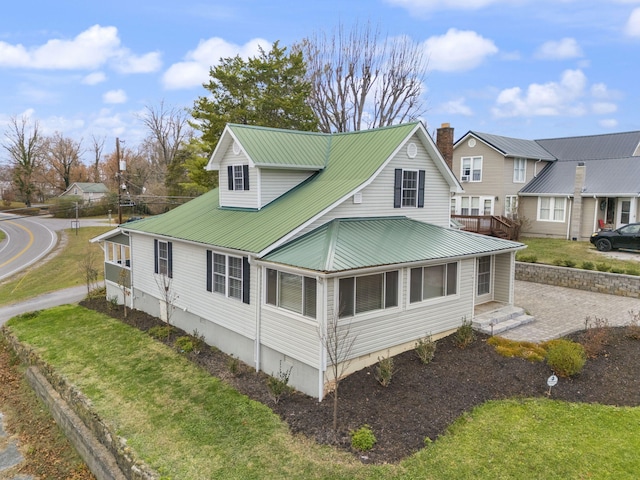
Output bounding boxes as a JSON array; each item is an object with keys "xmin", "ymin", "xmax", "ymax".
[{"xmin": 506, "ymin": 280, "xmax": 640, "ymax": 342}]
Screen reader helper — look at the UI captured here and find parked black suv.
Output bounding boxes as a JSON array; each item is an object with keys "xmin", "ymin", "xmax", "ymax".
[{"xmin": 590, "ymin": 223, "xmax": 640, "ymax": 252}]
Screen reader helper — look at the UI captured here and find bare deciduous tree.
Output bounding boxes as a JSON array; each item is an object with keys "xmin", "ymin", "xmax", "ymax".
[
  {"xmin": 298, "ymin": 22, "xmax": 428, "ymax": 133},
  {"xmin": 91, "ymin": 135, "xmax": 105, "ymax": 183},
  {"xmin": 44, "ymin": 132, "xmax": 84, "ymax": 192},
  {"xmin": 155, "ymin": 273, "xmax": 179, "ymax": 325},
  {"xmin": 319, "ymin": 302, "xmax": 357, "ymax": 433},
  {"xmin": 1, "ymin": 115, "xmax": 46, "ymax": 206}
]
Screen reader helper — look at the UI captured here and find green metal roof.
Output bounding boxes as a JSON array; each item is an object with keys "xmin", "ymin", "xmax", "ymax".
[
  {"xmin": 229, "ymin": 124, "xmax": 330, "ymax": 169},
  {"xmin": 124, "ymin": 122, "xmax": 422, "ymax": 253},
  {"xmin": 263, "ymin": 217, "xmax": 525, "ymax": 272}
]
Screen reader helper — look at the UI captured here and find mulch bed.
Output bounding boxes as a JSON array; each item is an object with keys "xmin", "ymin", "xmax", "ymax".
[{"xmin": 80, "ymin": 297, "xmax": 640, "ymax": 464}]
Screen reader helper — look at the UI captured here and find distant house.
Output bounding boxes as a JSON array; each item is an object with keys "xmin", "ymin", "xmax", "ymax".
[
  {"xmin": 446, "ymin": 127, "xmax": 640, "ymax": 240},
  {"xmin": 59, "ymin": 182, "xmax": 110, "ymax": 203},
  {"xmin": 93, "ymin": 122, "xmax": 525, "ymax": 399}
]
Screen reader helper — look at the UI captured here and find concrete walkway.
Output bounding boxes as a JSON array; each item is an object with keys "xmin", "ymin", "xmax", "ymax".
[{"xmin": 507, "ymin": 280, "xmax": 640, "ymax": 342}]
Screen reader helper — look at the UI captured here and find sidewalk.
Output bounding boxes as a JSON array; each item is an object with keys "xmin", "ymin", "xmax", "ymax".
[
  {"xmin": 0, "ymin": 286, "xmax": 88, "ymax": 326},
  {"xmin": 505, "ymin": 280, "xmax": 640, "ymax": 342}
]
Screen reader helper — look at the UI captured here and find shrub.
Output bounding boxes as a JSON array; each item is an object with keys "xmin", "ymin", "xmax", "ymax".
[
  {"xmin": 582, "ymin": 316, "xmax": 611, "ymax": 358},
  {"xmin": 227, "ymin": 355, "xmax": 241, "ymax": 376},
  {"xmin": 552, "ymin": 258, "xmax": 563, "ymax": 266},
  {"xmin": 453, "ymin": 317, "xmax": 475, "ymax": 348},
  {"xmin": 191, "ymin": 329, "xmax": 206, "ymax": 354},
  {"xmin": 610, "ymin": 267, "xmax": 625, "ymax": 274},
  {"xmin": 563, "ymin": 259, "xmax": 576, "ymax": 268},
  {"xmin": 517, "ymin": 254, "xmax": 537, "ymax": 263},
  {"xmin": 487, "ymin": 336, "xmax": 546, "ymax": 362},
  {"xmin": 350, "ymin": 425, "xmax": 376, "ymax": 452},
  {"xmin": 414, "ymin": 334, "xmax": 437, "ymax": 364},
  {"xmin": 375, "ymin": 354, "xmax": 395, "ymax": 387},
  {"xmin": 148, "ymin": 325, "xmax": 175, "ymax": 341},
  {"xmin": 175, "ymin": 336, "xmax": 194, "ymax": 354},
  {"xmin": 267, "ymin": 362, "xmax": 293, "ymax": 404},
  {"xmin": 626, "ymin": 310, "xmax": 640, "ymax": 340},
  {"xmin": 545, "ymin": 339, "xmax": 587, "ymax": 377},
  {"xmin": 581, "ymin": 261, "xmax": 594, "ymax": 270},
  {"xmin": 595, "ymin": 263, "xmax": 611, "ymax": 272},
  {"xmin": 107, "ymin": 295, "xmax": 119, "ymax": 311},
  {"xmin": 626, "ymin": 267, "xmax": 640, "ymax": 276}
]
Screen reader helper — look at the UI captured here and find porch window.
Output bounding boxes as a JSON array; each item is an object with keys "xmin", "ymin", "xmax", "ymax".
[
  {"xmin": 538, "ymin": 197, "xmax": 566, "ymax": 222},
  {"xmin": 621, "ymin": 200, "xmax": 631, "ymax": 225},
  {"xmin": 265, "ymin": 269, "xmax": 316, "ymax": 318},
  {"xmin": 410, "ymin": 262, "xmax": 458, "ymax": 303},
  {"xmin": 460, "ymin": 196, "xmax": 481, "ymax": 216},
  {"xmin": 106, "ymin": 242, "xmax": 130, "ymax": 268},
  {"xmin": 477, "ymin": 256, "xmax": 491, "ymax": 296},
  {"xmin": 339, "ymin": 271, "xmax": 398, "ymax": 318}
]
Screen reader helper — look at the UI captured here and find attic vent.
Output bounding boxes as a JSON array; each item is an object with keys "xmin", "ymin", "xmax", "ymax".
[
  {"xmin": 407, "ymin": 142, "xmax": 417, "ymax": 158},
  {"xmin": 232, "ymin": 141, "xmax": 240, "ymax": 155},
  {"xmin": 468, "ymin": 138, "xmax": 476, "ymax": 148},
  {"xmin": 353, "ymin": 192, "xmax": 362, "ymax": 204}
]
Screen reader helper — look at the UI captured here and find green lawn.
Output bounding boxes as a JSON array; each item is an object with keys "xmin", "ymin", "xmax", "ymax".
[
  {"xmin": 0, "ymin": 226, "xmax": 110, "ymax": 306},
  {"xmin": 518, "ymin": 237, "xmax": 640, "ymax": 274},
  {"xmin": 6, "ymin": 306, "xmax": 640, "ymax": 479}
]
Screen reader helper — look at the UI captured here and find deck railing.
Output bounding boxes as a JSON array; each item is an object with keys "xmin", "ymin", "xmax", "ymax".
[{"xmin": 452, "ymin": 215, "xmax": 517, "ymax": 240}]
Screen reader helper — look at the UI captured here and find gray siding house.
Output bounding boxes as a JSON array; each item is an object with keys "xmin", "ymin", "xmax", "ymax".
[
  {"xmin": 93, "ymin": 122, "xmax": 524, "ymax": 399},
  {"xmin": 448, "ymin": 128, "xmax": 640, "ymax": 240}
]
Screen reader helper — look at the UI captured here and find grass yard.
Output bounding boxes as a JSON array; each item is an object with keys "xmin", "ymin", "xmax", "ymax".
[
  {"xmin": 6, "ymin": 306, "xmax": 640, "ymax": 479},
  {"xmin": 0, "ymin": 226, "xmax": 110, "ymax": 306},
  {"xmin": 518, "ymin": 237, "xmax": 640, "ymax": 273}
]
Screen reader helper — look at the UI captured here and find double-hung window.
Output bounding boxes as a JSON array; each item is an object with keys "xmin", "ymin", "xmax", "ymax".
[
  {"xmin": 461, "ymin": 156, "xmax": 482, "ymax": 182},
  {"xmin": 410, "ymin": 262, "xmax": 458, "ymax": 303},
  {"xmin": 339, "ymin": 271, "xmax": 398, "ymax": 318},
  {"xmin": 265, "ymin": 269, "xmax": 316, "ymax": 318},
  {"xmin": 227, "ymin": 165, "xmax": 249, "ymax": 191},
  {"xmin": 513, "ymin": 158, "xmax": 526, "ymax": 183},
  {"xmin": 206, "ymin": 251, "xmax": 250, "ymax": 303},
  {"xmin": 154, "ymin": 239, "xmax": 172, "ymax": 278},
  {"xmin": 394, "ymin": 169, "xmax": 425, "ymax": 208},
  {"xmin": 538, "ymin": 197, "xmax": 566, "ymax": 222},
  {"xmin": 505, "ymin": 195, "xmax": 518, "ymax": 217}
]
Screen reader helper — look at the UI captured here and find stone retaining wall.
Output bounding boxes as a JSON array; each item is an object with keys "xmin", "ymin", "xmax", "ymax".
[
  {"xmin": 3, "ymin": 330, "xmax": 158, "ymax": 480},
  {"xmin": 516, "ymin": 262, "xmax": 640, "ymax": 298}
]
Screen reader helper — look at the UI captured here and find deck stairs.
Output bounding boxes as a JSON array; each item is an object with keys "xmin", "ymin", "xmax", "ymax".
[{"xmin": 473, "ymin": 305, "xmax": 535, "ymax": 335}]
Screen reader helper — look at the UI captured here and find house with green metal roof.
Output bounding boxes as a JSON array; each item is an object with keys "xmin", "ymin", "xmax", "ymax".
[
  {"xmin": 93, "ymin": 122, "xmax": 526, "ymax": 399},
  {"xmin": 60, "ymin": 182, "xmax": 110, "ymax": 202}
]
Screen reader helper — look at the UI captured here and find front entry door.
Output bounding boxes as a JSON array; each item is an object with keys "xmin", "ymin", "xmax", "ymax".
[{"xmin": 476, "ymin": 256, "xmax": 493, "ymax": 304}]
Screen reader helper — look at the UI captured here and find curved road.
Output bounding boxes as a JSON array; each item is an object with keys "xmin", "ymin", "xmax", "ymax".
[{"xmin": 0, "ymin": 213, "xmax": 58, "ymax": 282}]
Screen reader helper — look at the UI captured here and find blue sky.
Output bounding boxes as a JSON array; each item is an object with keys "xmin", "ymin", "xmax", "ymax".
[{"xmin": 2, "ymin": 0, "xmax": 640, "ymax": 154}]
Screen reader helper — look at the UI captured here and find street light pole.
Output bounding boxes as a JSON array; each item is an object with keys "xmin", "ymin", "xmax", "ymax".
[{"xmin": 116, "ymin": 137, "xmax": 122, "ymax": 224}]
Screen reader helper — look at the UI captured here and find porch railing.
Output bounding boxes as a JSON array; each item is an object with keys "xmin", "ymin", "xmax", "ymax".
[{"xmin": 452, "ymin": 215, "xmax": 517, "ymax": 240}]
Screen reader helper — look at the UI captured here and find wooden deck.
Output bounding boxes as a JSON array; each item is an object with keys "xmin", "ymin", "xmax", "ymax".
[{"xmin": 452, "ymin": 215, "xmax": 517, "ymax": 240}]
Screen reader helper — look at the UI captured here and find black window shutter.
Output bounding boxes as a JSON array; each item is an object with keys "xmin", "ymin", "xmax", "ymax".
[
  {"xmin": 242, "ymin": 257, "xmax": 250, "ymax": 304},
  {"xmin": 227, "ymin": 165, "xmax": 234, "ymax": 190},
  {"xmin": 154, "ymin": 239, "xmax": 159, "ymax": 274},
  {"xmin": 243, "ymin": 164, "xmax": 250, "ymax": 190},
  {"xmin": 167, "ymin": 242, "xmax": 173, "ymax": 279},
  {"xmin": 418, "ymin": 170, "xmax": 426, "ymax": 208},
  {"xmin": 394, "ymin": 169, "xmax": 402, "ymax": 208},
  {"xmin": 206, "ymin": 250, "xmax": 212, "ymax": 292}
]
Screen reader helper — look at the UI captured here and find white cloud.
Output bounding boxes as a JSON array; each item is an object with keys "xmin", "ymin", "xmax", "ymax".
[
  {"xmin": 535, "ymin": 38, "xmax": 583, "ymax": 60},
  {"xmin": 162, "ymin": 37, "xmax": 269, "ymax": 90},
  {"xmin": 385, "ymin": 0, "xmax": 513, "ymax": 14},
  {"xmin": 591, "ymin": 102, "xmax": 617, "ymax": 114},
  {"xmin": 599, "ymin": 118, "xmax": 618, "ymax": 129},
  {"xmin": 437, "ymin": 98, "xmax": 474, "ymax": 116},
  {"xmin": 625, "ymin": 8, "xmax": 640, "ymax": 36},
  {"xmin": 82, "ymin": 72, "xmax": 107, "ymax": 85},
  {"xmin": 0, "ymin": 24, "xmax": 161, "ymax": 73},
  {"xmin": 423, "ymin": 29, "xmax": 498, "ymax": 72},
  {"xmin": 103, "ymin": 89, "xmax": 127, "ymax": 104},
  {"xmin": 492, "ymin": 69, "xmax": 588, "ymax": 118}
]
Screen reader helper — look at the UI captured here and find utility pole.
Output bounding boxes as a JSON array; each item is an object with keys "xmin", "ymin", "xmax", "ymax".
[{"xmin": 116, "ymin": 137, "xmax": 122, "ymax": 224}]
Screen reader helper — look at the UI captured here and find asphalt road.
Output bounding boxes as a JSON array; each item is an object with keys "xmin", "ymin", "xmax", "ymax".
[{"xmin": 0, "ymin": 213, "xmax": 58, "ymax": 282}]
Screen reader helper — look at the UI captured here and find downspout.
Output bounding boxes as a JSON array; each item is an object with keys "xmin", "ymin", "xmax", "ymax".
[
  {"xmin": 534, "ymin": 159, "xmax": 542, "ymax": 177},
  {"xmin": 254, "ymin": 260, "xmax": 262, "ymax": 373},
  {"xmin": 566, "ymin": 197, "xmax": 572, "ymax": 240},
  {"xmin": 317, "ymin": 276, "xmax": 327, "ymax": 402},
  {"xmin": 126, "ymin": 231, "xmax": 133, "ymax": 310},
  {"xmin": 592, "ymin": 195, "xmax": 598, "ymax": 232}
]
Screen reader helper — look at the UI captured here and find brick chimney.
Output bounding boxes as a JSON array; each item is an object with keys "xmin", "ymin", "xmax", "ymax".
[{"xmin": 436, "ymin": 122, "xmax": 454, "ymax": 170}]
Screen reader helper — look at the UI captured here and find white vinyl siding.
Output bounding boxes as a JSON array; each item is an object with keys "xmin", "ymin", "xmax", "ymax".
[{"xmin": 260, "ymin": 169, "xmax": 315, "ymax": 208}]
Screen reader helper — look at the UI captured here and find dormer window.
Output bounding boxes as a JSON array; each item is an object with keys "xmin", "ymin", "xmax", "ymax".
[{"xmin": 227, "ymin": 165, "xmax": 249, "ymax": 191}]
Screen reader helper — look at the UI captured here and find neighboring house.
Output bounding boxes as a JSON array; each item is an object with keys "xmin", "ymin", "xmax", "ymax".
[
  {"xmin": 93, "ymin": 122, "xmax": 525, "ymax": 399},
  {"xmin": 59, "ymin": 182, "xmax": 110, "ymax": 203},
  {"xmin": 447, "ymin": 127, "xmax": 640, "ymax": 240}
]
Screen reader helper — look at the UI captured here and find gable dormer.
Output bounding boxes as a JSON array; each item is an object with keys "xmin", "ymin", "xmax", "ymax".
[{"xmin": 207, "ymin": 124, "xmax": 328, "ymax": 210}]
